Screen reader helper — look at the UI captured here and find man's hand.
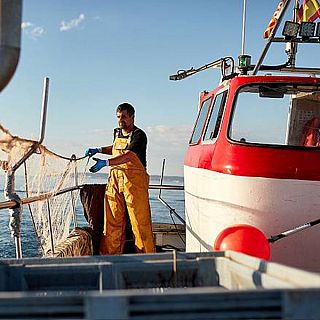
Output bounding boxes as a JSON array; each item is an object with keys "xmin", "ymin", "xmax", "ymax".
[
  {"xmin": 89, "ymin": 158, "xmax": 108, "ymax": 173},
  {"xmin": 85, "ymin": 147, "xmax": 100, "ymax": 157},
  {"xmin": 0, "ymin": 160, "xmax": 9, "ymax": 172}
]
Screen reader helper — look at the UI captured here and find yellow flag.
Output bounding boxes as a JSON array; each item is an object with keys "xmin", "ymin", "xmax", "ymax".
[{"xmin": 298, "ymin": 0, "xmax": 320, "ymax": 22}]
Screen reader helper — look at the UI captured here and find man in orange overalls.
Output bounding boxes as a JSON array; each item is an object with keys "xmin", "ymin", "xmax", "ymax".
[{"xmin": 85, "ymin": 103, "xmax": 155, "ymax": 255}]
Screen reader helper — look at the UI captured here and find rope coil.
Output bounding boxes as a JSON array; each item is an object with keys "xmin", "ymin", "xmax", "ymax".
[{"xmin": 4, "ymin": 170, "xmax": 22, "ymax": 238}]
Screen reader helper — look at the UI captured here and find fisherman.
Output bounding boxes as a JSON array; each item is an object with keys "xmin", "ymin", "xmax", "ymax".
[{"xmin": 85, "ymin": 102, "xmax": 155, "ymax": 255}]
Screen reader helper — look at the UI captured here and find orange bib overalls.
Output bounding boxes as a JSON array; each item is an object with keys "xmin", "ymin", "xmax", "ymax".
[{"xmin": 99, "ymin": 134, "xmax": 155, "ymax": 255}]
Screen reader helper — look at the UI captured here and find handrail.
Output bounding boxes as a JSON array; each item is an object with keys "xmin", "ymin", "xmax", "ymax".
[
  {"xmin": 0, "ymin": 185, "xmax": 83, "ymax": 210},
  {"xmin": 169, "ymin": 57, "xmax": 235, "ymax": 81},
  {"xmin": 0, "ymin": 183, "xmax": 184, "ymax": 210},
  {"xmin": 150, "ymin": 184, "xmax": 184, "ymax": 190},
  {"xmin": 12, "ymin": 78, "xmax": 50, "ymax": 172},
  {"xmin": 157, "ymin": 159, "xmax": 186, "ymax": 247}
]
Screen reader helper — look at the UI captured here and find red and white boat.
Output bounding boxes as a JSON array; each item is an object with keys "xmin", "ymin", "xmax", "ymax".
[{"xmin": 171, "ymin": 0, "xmax": 320, "ymax": 272}]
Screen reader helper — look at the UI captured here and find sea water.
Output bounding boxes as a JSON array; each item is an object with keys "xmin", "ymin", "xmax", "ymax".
[{"xmin": 0, "ymin": 174, "xmax": 184, "ymax": 258}]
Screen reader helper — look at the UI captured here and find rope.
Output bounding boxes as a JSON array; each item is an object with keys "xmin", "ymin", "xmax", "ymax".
[
  {"xmin": 41, "ymin": 146, "xmax": 87, "ymax": 161},
  {"xmin": 4, "ymin": 171, "xmax": 22, "ymax": 238},
  {"xmin": 22, "ymin": 140, "xmax": 87, "ymax": 162},
  {"xmin": 168, "ymin": 208, "xmax": 186, "ymax": 245},
  {"xmin": 48, "ymin": 151, "xmax": 87, "ymax": 161}
]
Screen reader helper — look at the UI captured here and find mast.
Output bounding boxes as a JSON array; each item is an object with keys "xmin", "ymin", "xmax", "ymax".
[{"xmin": 241, "ymin": 0, "xmax": 247, "ymax": 55}]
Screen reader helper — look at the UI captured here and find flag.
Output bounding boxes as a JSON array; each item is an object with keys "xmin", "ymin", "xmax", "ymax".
[
  {"xmin": 297, "ymin": 0, "xmax": 320, "ymax": 22},
  {"xmin": 264, "ymin": 0, "xmax": 288, "ymax": 39}
]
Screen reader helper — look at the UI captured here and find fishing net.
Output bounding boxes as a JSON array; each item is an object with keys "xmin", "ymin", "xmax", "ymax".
[{"xmin": 0, "ymin": 123, "xmax": 89, "ymax": 256}]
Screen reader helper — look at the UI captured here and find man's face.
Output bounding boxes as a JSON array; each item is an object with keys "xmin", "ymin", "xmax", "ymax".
[{"xmin": 117, "ymin": 110, "xmax": 134, "ymax": 130}]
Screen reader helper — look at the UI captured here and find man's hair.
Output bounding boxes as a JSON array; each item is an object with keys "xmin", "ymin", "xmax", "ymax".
[{"xmin": 116, "ymin": 102, "xmax": 135, "ymax": 117}]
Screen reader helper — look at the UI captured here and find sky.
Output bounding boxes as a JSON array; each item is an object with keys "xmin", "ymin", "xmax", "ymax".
[{"xmin": 0, "ymin": 0, "xmax": 319, "ymax": 176}]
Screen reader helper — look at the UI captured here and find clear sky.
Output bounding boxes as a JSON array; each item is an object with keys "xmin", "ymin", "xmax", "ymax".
[{"xmin": 0, "ymin": 0, "xmax": 319, "ymax": 176}]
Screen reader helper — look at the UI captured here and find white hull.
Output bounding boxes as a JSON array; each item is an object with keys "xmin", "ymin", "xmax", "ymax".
[{"xmin": 184, "ymin": 165, "xmax": 320, "ymax": 272}]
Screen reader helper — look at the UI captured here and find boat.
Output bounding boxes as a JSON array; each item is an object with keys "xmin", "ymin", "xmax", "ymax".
[
  {"xmin": 168, "ymin": 0, "xmax": 320, "ymax": 273},
  {"xmin": 2, "ymin": 0, "xmax": 319, "ymax": 270},
  {"xmin": 1, "ymin": 0, "xmax": 320, "ymax": 318}
]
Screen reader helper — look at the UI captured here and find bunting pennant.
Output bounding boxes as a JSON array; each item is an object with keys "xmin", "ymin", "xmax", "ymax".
[
  {"xmin": 264, "ymin": 0, "xmax": 288, "ymax": 39},
  {"xmin": 297, "ymin": 0, "xmax": 320, "ymax": 22}
]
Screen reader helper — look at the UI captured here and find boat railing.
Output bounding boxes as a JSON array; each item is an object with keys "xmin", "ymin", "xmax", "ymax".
[
  {"xmin": 1, "ymin": 143, "xmax": 185, "ymax": 259},
  {"xmin": 0, "ymin": 180, "xmax": 184, "ymax": 259},
  {"xmin": 0, "ymin": 183, "xmax": 184, "ymax": 211}
]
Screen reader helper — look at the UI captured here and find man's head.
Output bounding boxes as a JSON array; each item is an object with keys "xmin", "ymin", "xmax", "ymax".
[{"xmin": 116, "ymin": 102, "xmax": 135, "ymax": 132}]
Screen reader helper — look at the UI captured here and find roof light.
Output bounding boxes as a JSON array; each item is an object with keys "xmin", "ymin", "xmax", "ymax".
[
  {"xmin": 282, "ymin": 21, "xmax": 299, "ymax": 39},
  {"xmin": 299, "ymin": 22, "xmax": 316, "ymax": 39},
  {"xmin": 238, "ymin": 55, "xmax": 251, "ymax": 75}
]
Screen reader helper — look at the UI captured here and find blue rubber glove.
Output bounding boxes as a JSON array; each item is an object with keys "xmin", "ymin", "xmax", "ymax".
[
  {"xmin": 85, "ymin": 147, "xmax": 100, "ymax": 157},
  {"xmin": 89, "ymin": 157, "xmax": 108, "ymax": 173}
]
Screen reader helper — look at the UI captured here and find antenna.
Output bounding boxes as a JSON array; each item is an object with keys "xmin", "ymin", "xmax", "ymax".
[{"xmin": 241, "ymin": 0, "xmax": 247, "ymax": 55}]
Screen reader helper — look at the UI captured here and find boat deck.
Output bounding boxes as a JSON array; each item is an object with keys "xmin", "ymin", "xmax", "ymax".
[{"xmin": 1, "ymin": 251, "xmax": 320, "ymax": 319}]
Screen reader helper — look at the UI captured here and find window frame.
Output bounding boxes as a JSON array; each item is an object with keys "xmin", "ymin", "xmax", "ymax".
[
  {"xmin": 202, "ymin": 90, "xmax": 228, "ymax": 144},
  {"xmin": 227, "ymin": 82, "xmax": 320, "ymax": 149},
  {"xmin": 189, "ymin": 97, "xmax": 212, "ymax": 145}
]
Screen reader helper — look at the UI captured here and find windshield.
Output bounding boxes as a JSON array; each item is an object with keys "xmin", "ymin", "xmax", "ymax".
[{"xmin": 229, "ymin": 84, "xmax": 320, "ymax": 147}]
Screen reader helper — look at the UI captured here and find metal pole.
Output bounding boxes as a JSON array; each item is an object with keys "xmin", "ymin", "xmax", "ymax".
[
  {"xmin": 173, "ymin": 249, "xmax": 177, "ymax": 287},
  {"xmin": 294, "ymin": 0, "xmax": 300, "ymax": 22},
  {"xmin": 12, "ymin": 77, "xmax": 50, "ymax": 172},
  {"xmin": 46, "ymin": 199, "xmax": 55, "ymax": 256},
  {"xmin": 253, "ymin": 0, "xmax": 292, "ymax": 75},
  {"xmin": 159, "ymin": 159, "xmax": 166, "ymax": 198},
  {"xmin": 291, "ymin": 0, "xmax": 300, "ymax": 66},
  {"xmin": 14, "ymin": 236, "xmax": 22, "ymax": 259},
  {"xmin": 73, "ymin": 155, "xmax": 79, "ymax": 188},
  {"xmin": 70, "ymin": 192, "xmax": 78, "ymax": 228},
  {"xmin": 39, "ymin": 77, "xmax": 49, "ymax": 144},
  {"xmin": 241, "ymin": 0, "xmax": 247, "ymax": 55},
  {"xmin": 4, "ymin": 78, "xmax": 50, "ymax": 258},
  {"xmin": 70, "ymin": 154, "xmax": 78, "ymax": 228}
]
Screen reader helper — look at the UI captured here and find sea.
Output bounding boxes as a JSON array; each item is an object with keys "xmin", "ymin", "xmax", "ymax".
[{"xmin": 0, "ymin": 174, "xmax": 185, "ymax": 259}]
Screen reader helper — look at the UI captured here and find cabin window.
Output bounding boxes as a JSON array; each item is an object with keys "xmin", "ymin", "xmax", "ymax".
[
  {"xmin": 203, "ymin": 91, "xmax": 227, "ymax": 141},
  {"xmin": 189, "ymin": 98, "xmax": 211, "ymax": 144},
  {"xmin": 229, "ymin": 84, "xmax": 320, "ymax": 147}
]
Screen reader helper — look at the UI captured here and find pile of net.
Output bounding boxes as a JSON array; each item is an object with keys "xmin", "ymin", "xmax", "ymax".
[{"xmin": 0, "ymin": 123, "xmax": 89, "ymax": 256}]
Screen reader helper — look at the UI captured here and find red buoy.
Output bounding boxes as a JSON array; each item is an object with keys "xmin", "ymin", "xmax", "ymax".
[{"xmin": 214, "ymin": 224, "xmax": 270, "ymax": 260}]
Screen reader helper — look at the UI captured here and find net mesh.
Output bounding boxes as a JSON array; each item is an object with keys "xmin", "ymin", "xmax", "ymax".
[{"xmin": 0, "ymin": 124, "xmax": 88, "ymax": 256}]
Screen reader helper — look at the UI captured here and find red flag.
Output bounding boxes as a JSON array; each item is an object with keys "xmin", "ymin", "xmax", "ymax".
[
  {"xmin": 264, "ymin": 0, "xmax": 288, "ymax": 39},
  {"xmin": 297, "ymin": 0, "xmax": 320, "ymax": 22}
]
